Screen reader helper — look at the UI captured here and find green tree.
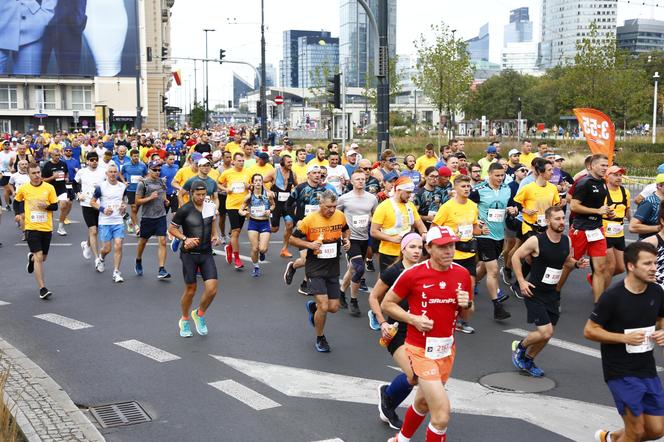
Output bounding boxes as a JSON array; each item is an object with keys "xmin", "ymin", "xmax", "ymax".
[
  {"xmin": 464, "ymin": 70, "xmax": 538, "ymax": 120},
  {"xmin": 413, "ymin": 23, "xmax": 474, "ymax": 146},
  {"xmin": 189, "ymin": 102, "xmax": 205, "ymax": 129}
]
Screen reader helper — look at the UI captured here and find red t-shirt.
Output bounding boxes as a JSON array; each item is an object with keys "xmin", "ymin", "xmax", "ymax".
[{"xmin": 392, "ymin": 260, "xmax": 472, "ymax": 348}]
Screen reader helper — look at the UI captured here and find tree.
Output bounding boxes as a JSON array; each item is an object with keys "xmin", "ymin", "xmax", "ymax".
[
  {"xmin": 464, "ymin": 70, "xmax": 538, "ymax": 120},
  {"xmin": 189, "ymin": 102, "xmax": 205, "ymax": 129},
  {"xmin": 413, "ymin": 23, "xmax": 474, "ymax": 146},
  {"xmin": 307, "ymin": 62, "xmax": 337, "ymax": 114}
]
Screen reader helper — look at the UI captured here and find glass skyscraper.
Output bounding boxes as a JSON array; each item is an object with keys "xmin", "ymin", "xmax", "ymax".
[
  {"xmin": 504, "ymin": 7, "xmax": 533, "ymax": 45},
  {"xmin": 297, "ymin": 36, "xmax": 340, "ymax": 88},
  {"xmin": 282, "ymin": 30, "xmax": 332, "ymax": 88}
]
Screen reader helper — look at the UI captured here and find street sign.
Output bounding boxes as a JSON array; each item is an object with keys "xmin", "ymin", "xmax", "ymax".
[
  {"xmin": 33, "ymin": 113, "xmax": 48, "ymax": 119},
  {"xmin": 274, "ymin": 95, "xmax": 284, "ymax": 105}
]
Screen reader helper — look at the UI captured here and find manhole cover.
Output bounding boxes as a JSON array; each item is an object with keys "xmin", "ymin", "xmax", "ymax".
[
  {"xmin": 89, "ymin": 401, "xmax": 151, "ymax": 428},
  {"xmin": 479, "ymin": 371, "xmax": 556, "ymax": 393}
]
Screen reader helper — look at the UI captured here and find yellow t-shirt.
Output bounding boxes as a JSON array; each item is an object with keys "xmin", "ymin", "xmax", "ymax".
[
  {"xmin": 603, "ymin": 186, "xmax": 631, "ymax": 238},
  {"xmin": 280, "ymin": 149, "xmax": 295, "ymax": 158},
  {"xmin": 414, "ymin": 154, "xmax": 437, "ymax": 176},
  {"xmin": 173, "ymin": 166, "xmax": 197, "ymax": 188},
  {"xmin": 519, "ymin": 152, "xmax": 537, "ymax": 168},
  {"xmin": 371, "ymin": 199, "xmax": 421, "ymax": 257},
  {"xmin": 15, "ymin": 182, "xmax": 58, "ymax": 232},
  {"xmin": 296, "ymin": 210, "xmax": 347, "ymax": 243},
  {"xmin": 48, "ymin": 142, "xmax": 66, "ymax": 153},
  {"xmin": 513, "ymin": 182, "xmax": 561, "ymax": 234},
  {"xmin": 225, "ymin": 142, "xmax": 243, "ymax": 156},
  {"xmin": 307, "ymin": 158, "xmax": 329, "ymax": 168},
  {"xmin": 432, "ymin": 198, "xmax": 479, "ymax": 260},
  {"xmin": 139, "ymin": 146, "xmax": 150, "ymax": 163},
  {"xmin": 292, "ymin": 162, "xmax": 308, "ymax": 184},
  {"xmin": 219, "ymin": 168, "xmax": 250, "ymax": 209},
  {"xmin": 247, "ymin": 163, "xmax": 275, "ymax": 190}
]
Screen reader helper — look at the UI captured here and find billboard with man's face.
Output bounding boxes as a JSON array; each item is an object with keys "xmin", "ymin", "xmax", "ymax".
[{"xmin": 0, "ymin": 0, "xmax": 138, "ymax": 77}]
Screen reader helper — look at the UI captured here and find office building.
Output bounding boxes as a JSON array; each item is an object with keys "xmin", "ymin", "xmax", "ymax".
[
  {"xmin": 258, "ymin": 63, "xmax": 277, "ymax": 88},
  {"xmin": 467, "ymin": 24, "xmax": 490, "ymax": 62},
  {"xmin": 297, "ymin": 36, "xmax": 339, "ymax": 89},
  {"xmin": 281, "ymin": 30, "xmax": 332, "ymax": 88},
  {"xmin": 501, "ymin": 42, "xmax": 540, "ymax": 75},
  {"xmin": 233, "ymin": 73, "xmax": 257, "ymax": 108},
  {"xmin": 617, "ymin": 19, "xmax": 664, "ymax": 54},
  {"xmin": 504, "ymin": 7, "xmax": 533, "ymax": 45}
]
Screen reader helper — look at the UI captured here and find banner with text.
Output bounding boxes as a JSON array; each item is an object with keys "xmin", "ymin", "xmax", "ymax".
[{"xmin": 572, "ymin": 108, "xmax": 615, "ymax": 165}]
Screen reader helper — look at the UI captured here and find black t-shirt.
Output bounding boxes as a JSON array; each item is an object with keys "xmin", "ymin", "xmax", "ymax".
[
  {"xmin": 590, "ymin": 281, "xmax": 664, "ymax": 381},
  {"xmin": 572, "ymin": 175, "xmax": 607, "ymax": 230},
  {"xmin": 42, "ymin": 160, "xmax": 68, "ymax": 194},
  {"xmin": 194, "ymin": 142, "xmax": 212, "ymax": 154},
  {"xmin": 381, "ymin": 261, "xmax": 408, "ymax": 334},
  {"xmin": 171, "ymin": 201, "xmax": 214, "ymax": 254}
]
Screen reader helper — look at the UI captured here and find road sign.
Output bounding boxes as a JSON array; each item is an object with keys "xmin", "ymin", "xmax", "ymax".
[
  {"xmin": 33, "ymin": 113, "xmax": 48, "ymax": 119},
  {"xmin": 274, "ymin": 95, "xmax": 284, "ymax": 105}
]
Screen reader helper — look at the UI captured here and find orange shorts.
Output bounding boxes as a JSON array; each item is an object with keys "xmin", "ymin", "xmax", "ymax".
[{"xmin": 405, "ymin": 343, "xmax": 456, "ymax": 382}]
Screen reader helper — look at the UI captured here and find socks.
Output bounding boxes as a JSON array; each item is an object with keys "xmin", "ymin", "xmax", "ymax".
[
  {"xmin": 400, "ymin": 405, "xmax": 426, "ymax": 439},
  {"xmin": 197, "ymin": 308, "xmax": 205, "ymax": 317},
  {"xmin": 253, "ymin": 263, "xmax": 260, "ymax": 268},
  {"xmin": 181, "ymin": 316, "xmax": 189, "ymax": 320},
  {"xmin": 517, "ymin": 340, "xmax": 526, "ymax": 352},
  {"xmin": 385, "ymin": 373, "xmax": 413, "ymax": 407},
  {"xmin": 159, "ymin": 266, "xmax": 165, "ymax": 272},
  {"xmin": 425, "ymin": 423, "xmax": 447, "ymax": 442}
]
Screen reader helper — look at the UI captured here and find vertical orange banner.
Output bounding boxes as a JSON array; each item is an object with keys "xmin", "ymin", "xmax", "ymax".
[
  {"xmin": 172, "ymin": 70, "xmax": 182, "ymax": 86},
  {"xmin": 573, "ymin": 108, "xmax": 616, "ymax": 165}
]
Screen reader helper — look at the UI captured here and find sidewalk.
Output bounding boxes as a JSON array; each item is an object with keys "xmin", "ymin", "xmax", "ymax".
[{"xmin": 0, "ymin": 337, "xmax": 104, "ymax": 442}]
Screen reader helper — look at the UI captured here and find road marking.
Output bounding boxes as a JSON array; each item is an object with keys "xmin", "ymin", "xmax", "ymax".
[
  {"xmin": 34, "ymin": 313, "xmax": 93, "ymax": 330},
  {"xmin": 211, "ymin": 354, "xmax": 622, "ymax": 441},
  {"xmin": 15, "ymin": 243, "xmax": 72, "ymax": 247},
  {"xmin": 0, "ymin": 301, "xmax": 10, "ymax": 306},
  {"xmin": 312, "ymin": 439, "xmax": 344, "ymax": 442},
  {"xmin": 208, "ymin": 380, "xmax": 280, "ymax": 410},
  {"xmin": 114, "ymin": 340, "xmax": 180, "ymax": 362},
  {"xmin": 503, "ymin": 328, "xmax": 663, "ymax": 372}
]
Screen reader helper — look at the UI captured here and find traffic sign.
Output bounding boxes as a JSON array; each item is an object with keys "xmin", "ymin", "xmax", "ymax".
[
  {"xmin": 33, "ymin": 113, "xmax": 48, "ymax": 119},
  {"xmin": 274, "ymin": 95, "xmax": 284, "ymax": 105}
]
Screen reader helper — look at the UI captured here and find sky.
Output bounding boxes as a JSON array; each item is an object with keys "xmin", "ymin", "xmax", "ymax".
[{"xmin": 166, "ymin": 0, "xmax": 664, "ymax": 109}]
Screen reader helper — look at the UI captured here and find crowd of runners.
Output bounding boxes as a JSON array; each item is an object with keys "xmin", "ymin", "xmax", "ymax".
[{"xmin": 1, "ymin": 129, "xmax": 664, "ymax": 442}]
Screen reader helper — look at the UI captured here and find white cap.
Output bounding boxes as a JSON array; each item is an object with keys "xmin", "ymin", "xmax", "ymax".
[
  {"xmin": 350, "ymin": 143, "xmax": 359, "ymax": 149},
  {"xmin": 307, "ymin": 164, "xmax": 321, "ymax": 173},
  {"xmin": 346, "ymin": 149, "xmax": 359, "ymax": 157},
  {"xmin": 508, "ymin": 149, "xmax": 521, "ymax": 157},
  {"xmin": 197, "ymin": 158, "xmax": 211, "ymax": 166}
]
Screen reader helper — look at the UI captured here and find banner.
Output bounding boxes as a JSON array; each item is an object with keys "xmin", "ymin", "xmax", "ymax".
[
  {"xmin": 573, "ymin": 108, "xmax": 616, "ymax": 165},
  {"xmin": 173, "ymin": 70, "xmax": 182, "ymax": 86}
]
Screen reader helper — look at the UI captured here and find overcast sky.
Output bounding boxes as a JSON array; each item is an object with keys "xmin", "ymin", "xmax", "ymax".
[{"xmin": 166, "ymin": 0, "xmax": 664, "ymax": 108}]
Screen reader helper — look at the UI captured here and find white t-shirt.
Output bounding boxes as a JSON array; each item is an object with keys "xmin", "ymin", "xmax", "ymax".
[
  {"xmin": 8, "ymin": 171, "xmax": 29, "ymax": 189},
  {"xmin": 325, "ymin": 165, "xmax": 350, "ymax": 194},
  {"xmin": 639, "ymin": 183, "xmax": 657, "ymax": 200},
  {"xmin": 0, "ymin": 151, "xmax": 14, "ymax": 175},
  {"xmin": 98, "ymin": 159, "xmax": 113, "ymax": 173},
  {"xmin": 75, "ymin": 167, "xmax": 107, "ymax": 207},
  {"xmin": 93, "ymin": 181, "xmax": 126, "ymax": 225}
]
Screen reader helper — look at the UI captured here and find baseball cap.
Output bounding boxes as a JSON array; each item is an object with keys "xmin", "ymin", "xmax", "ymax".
[
  {"xmin": 606, "ymin": 165, "xmax": 626, "ymax": 176},
  {"xmin": 438, "ymin": 166, "xmax": 452, "ymax": 177},
  {"xmin": 657, "ymin": 163, "xmax": 664, "ymax": 174},
  {"xmin": 148, "ymin": 160, "xmax": 162, "ymax": 169},
  {"xmin": 256, "ymin": 152, "xmax": 269, "ymax": 161},
  {"xmin": 508, "ymin": 149, "xmax": 521, "ymax": 157},
  {"xmin": 346, "ymin": 149, "xmax": 359, "ymax": 157},
  {"xmin": 553, "ymin": 155, "xmax": 565, "ymax": 161},
  {"xmin": 487, "ymin": 146, "xmax": 497, "ymax": 154},
  {"xmin": 212, "ymin": 150, "xmax": 222, "ymax": 161},
  {"xmin": 11, "ymin": 137, "xmax": 17, "ymax": 142},
  {"xmin": 197, "ymin": 158, "xmax": 211, "ymax": 166},
  {"xmin": 307, "ymin": 164, "xmax": 321, "ymax": 173},
  {"xmin": 454, "ymin": 152, "xmax": 466, "ymax": 159},
  {"xmin": 656, "ymin": 174, "xmax": 664, "ymax": 184},
  {"xmin": 191, "ymin": 152, "xmax": 203, "ymax": 162},
  {"xmin": 426, "ymin": 225, "xmax": 459, "ymax": 246},
  {"xmin": 273, "ymin": 144, "xmax": 283, "ymax": 151},
  {"xmin": 385, "ymin": 172, "xmax": 400, "ymax": 183},
  {"xmin": 2, "ymin": 140, "xmax": 9, "ymax": 145},
  {"xmin": 350, "ymin": 143, "xmax": 359, "ymax": 149}
]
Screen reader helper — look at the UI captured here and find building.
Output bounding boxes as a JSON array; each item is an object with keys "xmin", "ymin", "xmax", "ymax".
[
  {"xmin": 339, "ymin": 0, "xmax": 397, "ymax": 88},
  {"xmin": 501, "ymin": 42, "xmax": 540, "ymax": 75},
  {"xmin": 281, "ymin": 30, "xmax": 332, "ymax": 88},
  {"xmin": 258, "ymin": 63, "xmax": 277, "ymax": 88},
  {"xmin": 504, "ymin": 7, "xmax": 533, "ymax": 45},
  {"xmin": 0, "ymin": 0, "xmax": 174, "ymax": 133},
  {"xmin": 297, "ymin": 36, "xmax": 339, "ymax": 88},
  {"xmin": 617, "ymin": 19, "xmax": 664, "ymax": 54},
  {"xmin": 539, "ymin": 0, "xmax": 617, "ymax": 70},
  {"xmin": 233, "ymin": 73, "xmax": 257, "ymax": 108},
  {"xmin": 466, "ymin": 24, "xmax": 490, "ymax": 62}
]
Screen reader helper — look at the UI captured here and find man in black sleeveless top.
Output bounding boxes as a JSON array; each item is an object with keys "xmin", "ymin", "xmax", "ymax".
[{"xmin": 510, "ymin": 206, "xmax": 588, "ymax": 377}]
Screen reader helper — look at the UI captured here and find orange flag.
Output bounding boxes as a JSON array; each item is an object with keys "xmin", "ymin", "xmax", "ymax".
[
  {"xmin": 172, "ymin": 70, "xmax": 182, "ymax": 86},
  {"xmin": 572, "ymin": 108, "xmax": 615, "ymax": 165}
]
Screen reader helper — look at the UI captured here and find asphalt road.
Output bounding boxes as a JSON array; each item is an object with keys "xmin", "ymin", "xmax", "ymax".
[{"xmin": 0, "ymin": 206, "xmax": 655, "ymax": 442}]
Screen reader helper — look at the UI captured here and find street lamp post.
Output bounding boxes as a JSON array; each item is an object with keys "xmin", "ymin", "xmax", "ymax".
[
  {"xmin": 203, "ymin": 28, "xmax": 215, "ymax": 130},
  {"xmin": 653, "ymin": 71, "xmax": 660, "ymax": 145}
]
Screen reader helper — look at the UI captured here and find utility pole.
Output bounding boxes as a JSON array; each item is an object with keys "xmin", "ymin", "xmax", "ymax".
[
  {"xmin": 193, "ymin": 60, "xmax": 198, "ymax": 104},
  {"xmin": 259, "ymin": 0, "xmax": 267, "ymax": 142},
  {"xmin": 134, "ymin": 0, "xmax": 142, "ymax": 129},
  {"xmin": 203, "ymin": 29, "xmax": 215, "ymax": 129},
  {"xmin": 376, "ymin": 0, "xmax": 390, "ymax": 156}
]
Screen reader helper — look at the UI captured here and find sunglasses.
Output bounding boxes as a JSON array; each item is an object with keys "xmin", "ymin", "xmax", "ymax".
[
  {"xmin": 387, "ymin": 157, "xmax": 397, "ymax": 163},
  {"xmin": 150, "ymin": 168, "xmax": 161, "ymax": 172},
  {"xmin": 361, "ymin": 167, "xmax": 371, "ymax": 171},
  {"xmin": 89, "ymin": 158, "xmax": 98, "ymax": 162}
]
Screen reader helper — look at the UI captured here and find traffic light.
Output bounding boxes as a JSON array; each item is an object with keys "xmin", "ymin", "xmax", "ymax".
[
  {"xmin": 162, "ymin": 96, "xmax": 168, "ymax": 112},
  {"xmin": 327, "ymin": 73, "xmax": 341, "ymax": 109},
  {"xmin": 161, "ymin": 46, "xmax": 168, "ymax": 58},
  {"xmin": 219, "ymin": 49, "xmax": 226, "ymax": 64},
  {"xmin": 256, "ymin": 100, "xmax": 262, "ymax": 117},
  {"xmin": 108, "ymin": 108, "xmax": 115, "ymax": 123}
]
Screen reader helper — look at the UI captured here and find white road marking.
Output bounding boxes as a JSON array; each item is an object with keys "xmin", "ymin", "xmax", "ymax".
[
  {"xmin": 503, "ymin": 328, "xmax": 664, "ymax": 372},
  {"xmin": 114, "ymin": 340, "xmax": 180, "ymax": 362},
  {"xmin": 211, "ymin": 354, "xmax": 622, "ymax": 441},
  {"xmin": 0, "ymin": 301, "xmax": 10, "ymax": 306},
  {"xmin": 14, "ymin": 243, "xmax": 72, "ymax": 247},
  {"xmin": 34, "ymin": 313, "xmax": 93, "ymax": 330},
  {"xmin": 312, "ymin": 439, "xmax": 344, "ymax": 442},
  {"xmin": 208, "ymin": 380, "xmax": 281, "ymax": 410}
]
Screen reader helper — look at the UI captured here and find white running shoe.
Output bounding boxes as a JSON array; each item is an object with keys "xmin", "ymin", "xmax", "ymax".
[
  {"xmin": 113, "ymin": 270, "xmax": 124, "ymax": 283},
  {"xmin": 95, "ymin": 258, "xmax": 105, "ymax": 273},
  {"xmin": 81, "ymin": 241, "xmax": 92, "ymax": 260},
  {"xmin": 57, "ymin": 225, "xmax": 67, "ymax": 236}
]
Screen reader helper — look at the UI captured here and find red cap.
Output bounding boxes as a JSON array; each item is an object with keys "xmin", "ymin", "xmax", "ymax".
[
  {"xmin": 426, "ymin": 226, "xmax": 459, "ymax": 246},
  {"xmin": 438, "ymin": 166, "xmax": 452, "ymax": 177}
]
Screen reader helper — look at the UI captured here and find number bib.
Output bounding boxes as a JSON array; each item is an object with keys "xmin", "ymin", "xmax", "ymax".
[
  {"xmin": 304, "ymin": 204, "xmax": 318, "ymax": 216},
  {"xmin": 231, "ymin": 182, "xmax": 245, "ymax": 194},
  {"xmin": 352, "ymin": 214, "xmax": 369, "ymax": 228},
  {"xmin": 458, "ymin": 224, "xmax": 473, "ymax": 241},
  {"xmin": 427, "ymin": 210, "xmax": 438, "ymax": 218},
  {"xmin": 202, "ymin": 201, "xmax": 216, "ymax": 219},
  {"xmin": 536, "ymin": 214, "xmax": 546, "ymax": 226},
  {"xmin": 318, "ymin": 242, "xmax": 337, "ymax": 259},
  {"xmin": 425, "ymin": 336, "xmax": 454, "ymax": 360},
  {"xmin": 30, "ymin": 211, "xmax": 47, "ymax": 223},
  {"xmin": 55, "ymin": 171, "xmax": 65, "ymax": 181},
  {"xmin": 625, "ymin": 326, "xmax": 656, "ymax": 354},
  {"xmin": 278, "ymin": 192, "xmax": 290, "ymax": 202},
  {"xmin": 487, "ymin": 208, "xmax": 505, "ymax": 223},
  {"xmin": 250, "ymin": 206, "xmax": 266, "ymax": 218},
  {"xmin": 130, "ymin": 175, "xmax": 141, "ymax": 184},
  {"xmin": 542, "ymin": 267, "xmax": 562, "ymax": 285},
  {"xmin": 585, "ymin": 228, "xmax": 604, "ymax": 242},
  {"xmin": 606, "ymin": 222, "xmax": 623, "ymax": 236}
]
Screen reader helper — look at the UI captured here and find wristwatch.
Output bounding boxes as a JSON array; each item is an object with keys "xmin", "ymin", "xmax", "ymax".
[{"xmin": 462, "ymin": 300, "xmax": 473, "ymax": 310}]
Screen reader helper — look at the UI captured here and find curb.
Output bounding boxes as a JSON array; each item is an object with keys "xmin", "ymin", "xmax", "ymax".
[{"xmin": 0, "ymin": 337, "xmax": 105, "ymax": 441}]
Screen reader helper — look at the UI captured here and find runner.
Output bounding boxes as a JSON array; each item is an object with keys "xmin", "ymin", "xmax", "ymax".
[
  {"xmin": 381, "ymin": 226, "xmax": 473, "ymax": 442},
  {"xmin": 289, "ymin": 190, "xmax": 350, "ymax": 352},
  {"xmin": 134, "ymin": 160, "xmax": 171, "ymax": 279},
  {"xmin": 213, "ymin": 150, "xmax": 233, "ymax": 244},
  {"xmin": 585, "ymin": 242, "xmax": 664, "ymax": 442},
  {"xmin": 325, "ymin": 152, "xmax": 349, "ymax": 195},
  {"xmin": 0, "ymin": 140, "xmax": 15, "ymax": 209},
  {"xmin": 74, "ymin": 153, "xmax": 106, "ymax": 264},
  {"xmin": 603, "ymin": 166, "xmax": 631, "ymax": 280},
  {"xmin": 120, "ymin": 149, "xmax": 148, "ymax": 235},
  {"xmin": 292, "ymin": 148, "xmax": 309, "ymax": 184},
  {"xmin": 338, "ymin": 169, "xmax": 378, "ymax": 315},
  {"xmin": 501, "ymin": 165, "xmax": 529, "ymax": 285},
  {"xmin": 270, "ymin": 154, "xmax": 297, "ymax": 258},
  {"xmin": 239, "ymin": 173, "xmax": 275, "ymax": 277},
  {"xmin": 414, "ymin": 143, "xmax": 438, "ymax": 176},
  {"xmin": 180, "ymin": 157, "xmax": 219, "ymax": 208},
  {"xmin": 511, "ymin": 206, "xmax": 588, "ymax": 377},
  {"xmin": 629, "ymin": 174, "xmax": 664, "ymax": 239},
  {"xmin": 643, "ymin": 201, "xmax": 664, "ymax": 290},
  {"xmin": 414, "ymin": 166, "xmax": 444, "ymax": 230},
  {"xmin": 368, "ymin": 233, "xmax": 422, "ymax": 430},
  {"xmin": 218, "ymin": 152, "xmax": 250, "ymax": 270},
  {"xmin": 14, "ymin": 162, "xmax": 58, "ymax": 299},
  {"xmin": 40, "ymin": 148, "xmax": 70, "ymax": 236},
  {"xmin": 168, "ymin": 180, "xmax": 221, "ymax": 338},
  {"xmin": 90, "ymin": 164, "xmax": 127, "ymax": 283},
  {"xmin": 8, "ymin": 159, "xmax": 30, "ymax": 240}
]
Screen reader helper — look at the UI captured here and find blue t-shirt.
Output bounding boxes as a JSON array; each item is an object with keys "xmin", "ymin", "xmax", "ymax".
[
  {"xmin": 183, "ymin": 175, "xmax": 218, "ymax": 196},
  {"xmin": 634, "ymin": 195, "xmax": 662, "ymax": 238},
  {"xmin": 62, "ymin": 156, "xmax": 81, "ymax": 182},
  {"xmin": 345, "ymin": 163, "xmax": 357, "ymax": 177},
  {"xmin": 121, "ymin": 161, "xmax": 148, "ymax": 192},
  {"xmin": 160, "ymin": 163, "xmax": 179, "ymax": 194},
  {"xmin": 470, "ymin": 181, "xmax": 512, "ymax": 241},
  {"xmin": 113, "ymin": 155, "xmax": 131, "ymax": 170},
  {"xmin": 401, "ymin": 169, "xmax": 421, "ymax": 187}
]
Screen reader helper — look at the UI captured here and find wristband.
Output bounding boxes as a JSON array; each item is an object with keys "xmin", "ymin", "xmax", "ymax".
[{"xmin": 99, "ymin": 206, "xmax": 106, "ymax": 214}]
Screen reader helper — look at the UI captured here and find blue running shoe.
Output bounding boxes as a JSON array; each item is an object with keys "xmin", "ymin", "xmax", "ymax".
[
  {"xmin": 306, "ymin": 300, "xmax": 317, "ymax": 327},
  {"xmin": 496, "ymin": 288, "xmax": 509, "ymax": 303},
  {"xmin": 158, "ymin": 268, "xmax": 171, "ymax": 279},
  {"xmin": 523, "ymin": 358, "xmax": 544, "ymax": 377},
  {"xmin": 179, "ymin": 319, "xmax": 193, "ymax": 338},
  {"xmin": 259, "ymin": 251, "xmax": 266, "ymax": 262},
  {"xmin": 251, "ymin": 267, "xmax": 261, "ymax": 277},
  {"xmin": 315, "ymin": 335, "xmax": 331, "ymax": 352},
  {"xmin": 134, "ymin": 260, "xmax": 143, "ymax": 276},
  {"xmin": 191, "ymin": 309, "xmax": 208, "ymax": 336},
  {"xmin": 170, "ymin": 238, "xmax": 181, "ymax": 253},
  {"xmin": 368, "ymin": 310, "xmax": 381, "ymax": 331},
  {"xmin": 511, "ymin": 340, "xmax": 526, "ymax": 370}
]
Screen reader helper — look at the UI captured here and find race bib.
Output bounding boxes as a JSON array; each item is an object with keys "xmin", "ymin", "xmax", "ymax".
[
  {"xmin": 30, "ymin": 211, "xmax": 47, "ymax": 223},
  {"xmin": 65, "ymin": 184, "xmax": 73, "ymax": 190},
  {"xmin": 458, "ymin": 224, "xmax": 473, "ymax": 241},
  {"xmin": 318, "ymin": 242, "xmax": 338, "ymax": 259},
  {"xmin": 304, "ymin": 204, "xmax": 318, "ymax": 216},
  {"xmin": 542, "ymin": 267, "xmax": 562, "ymax": 285},
  {"xmin": 57, "ymin": 192, "xmax": 68, "ymax": 201},
  {"xmin": 55, "ymin": 171, "xmax": 65, "ymax": 181},
  {"xmin": 130, "ymin": 175, "xmax": 141, "ymax": 184},
  {"xmin": 250, "ymin": 206, "xmax": 266, "ymax": 218},
  {"xmin": 606, "ymin": 222, "xmax": 623, "ymax": 236},
  {"xmin": 585, "ymin": 228, "xmax": 603, "ymax": 242},
  {"xmin": 625, "ymin": 325, "xmax": 656, "ymax": 354},
  {"xmin": 427, "ymin": 210, "xmax": 438, "ymax": 218},
  {"xmin": 536, "ymin": 214, "xmax": 546, "ymax": 226},
  {"xmin": 202, "ymin": 200, "xmax": 216, "ymax": 219},
  {"xmin": 231, "ymin": 182, "xmax": 245, "ymax": 194},
  {"xmin": 425, "ymin": 336, "xmax": 454, "ymax": 360},
  {"xmin": 278, "ymin": 192, "xmax": 290, "ymax": 202},
  {"xmin": 352, "ymin": 214, "xmax": 369, "ymax": 228},
  {"xmin": 487, "ymin": 208, "xmax": 505, "ymax": 223}
]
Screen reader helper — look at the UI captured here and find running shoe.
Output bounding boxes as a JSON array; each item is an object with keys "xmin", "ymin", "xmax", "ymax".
[
  {"xmin": 493, "ymin": 303, "xmax": 511, "ymax": 321},
  {"xmin": 127, "ymin": 223, "xmax": 135, "ymax": 234},
  {"xmin": 56, "ymin": 225, "xmax": 67, "ymax": 236},
  {"xmin": 455, "ymin": 320, "xmax": 475, "ymax": 334},
  {"xmin": 158, "ymin": 268, "xmax": 171, "ymax": 279},
  {"xmin": 510, "ymin": 282, "xmax": 524, "ymax": 300},
  {"xmin": 306, "ymin": 300, "xmax": 317, "ymax": 327},
  {"xmin": 170, "ymin": 237, "xmax": 180, "ymax": 253},
  {"xmin": 64, "ymin": 217, "xmax": 71, "ymax": 225},
  {"xmin": 280, "ymin": 247, "xmax": 292, "ymax": 258},
  {"xmin": 81, "ymin": 241, "xmax": 92, "ymax": 260},
  {"xmin": 21, "ymin": 232, "xmax": 26, "ymax": 242},
  {"xmin": 594, "ymin": 430, "xmax": 610, "ymax": 442},
  {"xmin": 366, "ymin": 259, "xmax": 375, "ymax": 272},
  {"xmin": 26, "ymin": 252, "xmax": 34, "ymax": 274},
  {"xmin": 368, "ymin": 310, "xmax": 381, "ymax": 331},
  {"xmin": 179, "ymin": 319, "xmax": 193, "ymax": 338},
  {"xmin": 191, "ymin": 309, "xmax": 208, "ymax": 336},
  {"xmin": 496, "ymin": 289, "xmax": 509, "ymax": 303},
  {"xmin": 500, "ymin": 266, "xmax": 513, "ymax": 284},
  {"xmin": 220, "ymin": 235, "xmax": 227, "ymax": 245},
  {"xmin": 298, "ymin": 280, "xmax": 309, "ymax": 296},
  {"xmin": 259, "ymin": 251, "xmax": 266, "ymax": 262},
  {"xmin": 134, "ymin": 260, "xmax": 143, "ymax": 276},
  {"xmin": 251, "ymin": 267, "xmax": 261, "ymax": 277},
  {"xmin": 283, "ymin": 261, "xmax": 296, "ymax": 285},
  {"xmin": 523, "ymin": 358, "xmax": 544, "ymax": 377},
  {"xmin": 95, "ymin": 257, "xmax": 105, "ymax": 273},
  {"xmin": 359, "ymin": 277, "xmax": 369, "ymax": 292},
  {"xmin": 339, "ymin": 292, "xmax": 348, "ymax": 309},
  {"xmin": 315, "ymin": 335, "xmax": 330, "ymax": 353},
  {"xmin": 225, "ymin": 244, "xmax": 233, "ymax": 265},
  {"xmin": 349, "ymin": 299, "xmax": 361, "ymax": 317},
  {"xmin": 112, "ymin": 270, "xmax": 124, "ymax": 283},
  {"xmin": 39, "ymin": 287, "xmax": 52, "ymax": 300},
  {"xmin": 511, "ymin": 340, "xmax": 526, "ymax": 370},
  {"xmin": 378, "ymin": 384, "xmax": 403, "ymax": 430},
  {"xmin": 234, "ymin": 256, "xmax": 244, "ymax": 270}
]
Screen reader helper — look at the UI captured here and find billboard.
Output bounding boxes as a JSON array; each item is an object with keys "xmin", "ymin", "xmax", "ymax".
[{"xmin": 0, "ymin": 0, "xmax": 138, "ymax": 77}]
